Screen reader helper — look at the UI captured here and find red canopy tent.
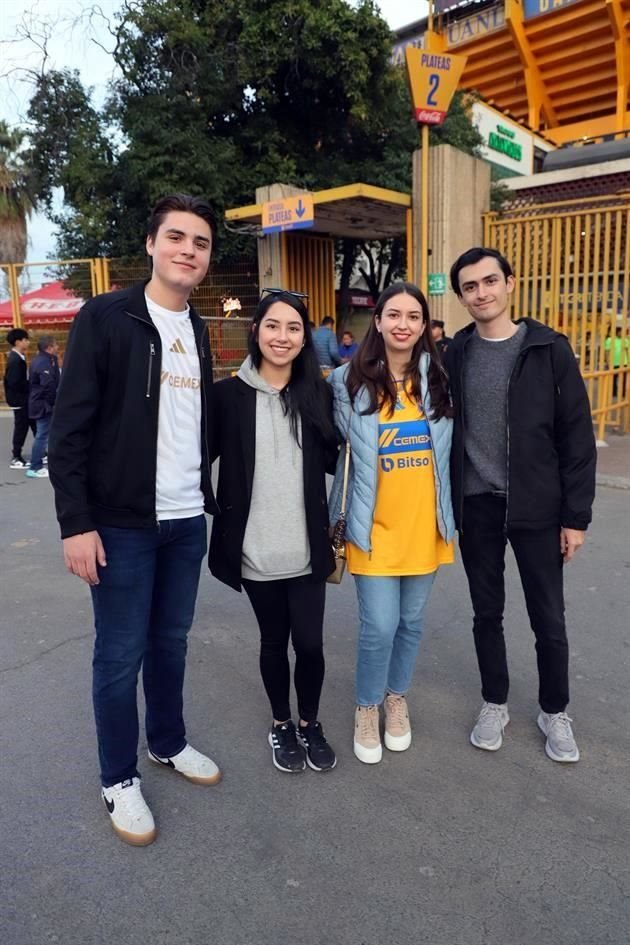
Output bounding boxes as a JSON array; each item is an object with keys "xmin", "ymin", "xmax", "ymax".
[{"xmin": 0, "ymin": 281, "xmax": 85, "ymax": 327}]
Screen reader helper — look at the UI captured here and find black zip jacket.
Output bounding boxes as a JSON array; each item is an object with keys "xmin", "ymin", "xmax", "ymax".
[
  {"xmin": 209, "ymin": 376, "xmax": 338, "ymax": 592},
  {"xmin": 444, "ymin": 318, "xmax": 596, "ymax": 533},
  {"xmin": 28, "ymin": 351, "xmax": 60, "ymax": 419},
  {"xmin": 3, "ymin": 349, "xmax": 29, "ymax": 407},
  {"xmin": 48, "ymin": 281, "xmax": 218, "ymax": 539}
]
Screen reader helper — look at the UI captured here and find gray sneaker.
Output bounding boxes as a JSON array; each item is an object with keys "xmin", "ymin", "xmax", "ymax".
[
  {"xmin": 470, "ymin": 702, "xmax": 509, "ymax": 751},
  {"xmin": 537, "ymin": 711, "xmax": 580, "ymax": 763}
]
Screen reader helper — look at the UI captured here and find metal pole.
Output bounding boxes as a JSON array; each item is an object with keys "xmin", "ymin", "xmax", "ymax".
[
  {"xmin": 9, "ymin": 264, "xmax": 22, "ymax": 329},
  {"xmin": 421, "ymin": 122, "xmax": 429, "ymax": 297},
  {"xmin": 406, "ymin": 208, "xmax": 414, "ymax": 283}
]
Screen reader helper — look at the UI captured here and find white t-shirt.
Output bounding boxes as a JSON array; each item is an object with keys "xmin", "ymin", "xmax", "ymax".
[{"xmin": 145, "ymin": 294, "xmax": 204, "ymax": 520}]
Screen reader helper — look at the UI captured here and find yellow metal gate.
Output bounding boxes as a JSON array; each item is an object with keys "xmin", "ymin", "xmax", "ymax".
[{"xmin": 484, "ymin": 195, "xmax": 630, "ymax": 436}]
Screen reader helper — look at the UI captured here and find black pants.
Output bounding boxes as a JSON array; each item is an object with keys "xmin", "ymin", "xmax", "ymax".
[
  {"xmin": 11, "ymin": 408, "xmax": 36, "ymax": 460},
  {"xmin": 459, "ymin": 494, "xmax": 569, "ymax": 714},
  {"xmin": 242, "ymin": 576, "xmax": 326, "ymax": 723}
]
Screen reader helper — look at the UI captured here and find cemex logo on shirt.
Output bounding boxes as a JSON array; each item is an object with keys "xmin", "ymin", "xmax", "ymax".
[{"xmin": 378, "ymin": 418, "xmax": 432, "ymax": 473}]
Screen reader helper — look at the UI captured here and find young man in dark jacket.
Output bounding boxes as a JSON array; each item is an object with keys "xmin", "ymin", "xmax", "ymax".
[
  {"xmin": 445, "ymin": 247, "xmax": 596, "ymax": 764},
  {"xmin": 49, "ymin": 194, "xmax": 221, "ymax": 846},
  {"xmin": 27, "ymin": 334, "xmax": 60, "ymax": 478},
  {"xmin": 4, "ymin": 327, "xmax": 36, "ymax": 468}
]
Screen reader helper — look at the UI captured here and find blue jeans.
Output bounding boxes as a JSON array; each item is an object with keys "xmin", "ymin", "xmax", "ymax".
[
  {"xmin": 90, "ymin": 516, "xmax": 207, "ymax": 787},
  {"xmin": 30, "ymin": 415, "xmax": 51, "ymax": 471},
  {"xmin": 354, "ymin": 573, "xmax": 436, "ymax": 706}
]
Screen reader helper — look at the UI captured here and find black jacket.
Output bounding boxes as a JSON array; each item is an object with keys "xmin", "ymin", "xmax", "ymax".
[
  {"xmin": 28, "ymin": 351, "xmax": 60, "ymax": 419},
  {"xmin": 48, "ymin": 281, "xmax": 217, "ymax": 539},
  {"xmin": 445, "ymin": 318, "xmax": 596, "ymax": 532},
  {"xmin": 4, "ymin": 349, "xmax": 29, "ymax": 408},
  {"xmin": 208, "ymin": 376, "xmax": 338, "ymax": 591}
]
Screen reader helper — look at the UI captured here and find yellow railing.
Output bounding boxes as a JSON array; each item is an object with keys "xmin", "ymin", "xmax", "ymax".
[{"xmin": 484, "ymin": 194, "xmax": 630, "ymax": 434}]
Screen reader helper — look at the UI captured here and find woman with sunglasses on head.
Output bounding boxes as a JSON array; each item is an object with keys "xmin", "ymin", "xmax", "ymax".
[
  {"xmin": 209, "ymin": 290, "xmax": 339, "ymax": 773},
  {"xmin": 328, "ymin": 282, "xmax": 455, "ymax": 764}
]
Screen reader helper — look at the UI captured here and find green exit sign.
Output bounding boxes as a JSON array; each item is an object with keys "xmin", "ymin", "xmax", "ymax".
[{"xmin": 428, "ymin": 273, "xmax": 447, "ymax": 295}]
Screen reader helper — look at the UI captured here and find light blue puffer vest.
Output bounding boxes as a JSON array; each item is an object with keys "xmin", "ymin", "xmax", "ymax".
[{"xmin": 328, "ymin": 356, "xmax": 455, "ymax": 552}]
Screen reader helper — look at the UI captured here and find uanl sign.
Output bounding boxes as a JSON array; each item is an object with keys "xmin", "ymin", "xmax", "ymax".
[{"xmin": 446, "ymin": 2, "xmax": 505, "ymax": 47}]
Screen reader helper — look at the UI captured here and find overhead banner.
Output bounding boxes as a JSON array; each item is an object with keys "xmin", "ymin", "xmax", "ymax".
[{"xmin": 523, "ymin": 0, "xmax": 584, "ymax": 17}]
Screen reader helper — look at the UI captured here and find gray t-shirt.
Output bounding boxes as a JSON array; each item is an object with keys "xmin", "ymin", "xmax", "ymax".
[{"xmin": 463, "ymin": 323, "xmax": 526, "ymax": 497}]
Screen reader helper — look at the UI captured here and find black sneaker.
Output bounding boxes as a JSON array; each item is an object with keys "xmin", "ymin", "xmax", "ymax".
[
  {"xmin": 267, "ymin": 720, "xmax": 306, "ymax": 773},
  {"xmin": 297, "ymin": 721, "xmax": 337, "ymax": 772}
]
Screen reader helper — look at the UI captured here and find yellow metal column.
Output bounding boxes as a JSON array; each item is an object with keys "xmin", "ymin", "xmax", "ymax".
[{"xmin": 8, "ymin": 265, "xmax": 22, "ymax": 329}]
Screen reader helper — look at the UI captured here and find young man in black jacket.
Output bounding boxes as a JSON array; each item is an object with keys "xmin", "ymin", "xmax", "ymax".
[
  {"xmin": 445, "ymin": 247, "xmax": 596, "ymax": 764},
  {"xmin": 49, "ymin": 194, "xmax": 221, "ymax": 845},
  {"xmin": 4, "ymin": 327, "xmax": 36, "ymax": 468}
]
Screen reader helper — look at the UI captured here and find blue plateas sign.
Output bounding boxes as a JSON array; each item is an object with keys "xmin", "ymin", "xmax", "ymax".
[{"xmin": 262, "ymin": 195, "xmax": 314, "ymax": 234}]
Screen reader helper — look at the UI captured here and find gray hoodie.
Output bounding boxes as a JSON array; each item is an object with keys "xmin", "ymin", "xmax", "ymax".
[{"xmin": 237, "ymin": 358, "xmax": 311, "ymax": 581}]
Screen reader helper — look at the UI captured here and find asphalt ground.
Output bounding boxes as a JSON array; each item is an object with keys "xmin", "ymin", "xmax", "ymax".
[{"xmin": 1, "ymin": 413, "xmax": 629, "ymax": 945}]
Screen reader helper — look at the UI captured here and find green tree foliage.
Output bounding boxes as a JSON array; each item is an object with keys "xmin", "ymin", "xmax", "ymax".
[
  {"xmin": 26, "ymin": 0, "xmax": 417, "ymax": 262},
  {"xmin": 24, "ymin": 0, "xmax": 485, "ymax": 285},
  {"xmin": 0, "ymin": 121, "xmax": 36, "ymax": 265}
]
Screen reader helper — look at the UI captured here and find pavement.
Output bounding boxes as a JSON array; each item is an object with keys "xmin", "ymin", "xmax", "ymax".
[
  {"xmin": 1, "ymin": 412, "xmax": 629, "ymax": 945},
  {"xmin": 594, "ymin": 429, "xmax": 630, "ymax": 489}
]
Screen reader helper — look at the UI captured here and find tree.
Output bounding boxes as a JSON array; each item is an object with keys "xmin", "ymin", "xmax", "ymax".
[
  {"xmin": 0, "ymin": 121, "xmax": 35, "ymax": 265},
  {"xmin": 24, "ymin": 0, "xmax": 419, "ymax": 262}
]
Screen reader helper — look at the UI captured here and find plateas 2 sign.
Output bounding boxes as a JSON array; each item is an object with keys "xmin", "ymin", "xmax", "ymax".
[{"xmin": 405, "ymin": 48, "xmax": 467, "ymax": 125}]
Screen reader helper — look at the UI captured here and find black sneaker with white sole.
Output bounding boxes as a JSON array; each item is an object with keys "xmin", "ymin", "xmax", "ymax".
[
  {"xmin": 268, "ymin": 720, "xmax": 306, "ymax": 773},
  {"xmin": 297, "ymin": 720, "xmax": 337, "ymax": 771}
]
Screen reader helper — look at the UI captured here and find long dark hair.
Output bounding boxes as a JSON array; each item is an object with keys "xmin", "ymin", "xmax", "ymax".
[
  {"xmin": 248, "ymin": 292, "xmax": 336, "ymax": 446},
  {"xmin": 346, "ymin": 282, "xmax": 452, "ymax": 420}
]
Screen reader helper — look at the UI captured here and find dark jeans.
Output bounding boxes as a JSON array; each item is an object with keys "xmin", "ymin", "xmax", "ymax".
[
  {"xmin": 242, "ymin": 576, "xmax": 326, "ymax": 723},
  {"xmin": 90, "ymin": 516, "xmax": 207, "ymax": 787},
  {"xmin": 30, "ymin": 415, "xmax": 51, "ymax": 471},
  {"xmin": 11, "ymin": 407, "xmax": 36, "ymax": 460},
  {"xmin": 459, "ymin": 494, "xmax": 569, "ymax": 714}
]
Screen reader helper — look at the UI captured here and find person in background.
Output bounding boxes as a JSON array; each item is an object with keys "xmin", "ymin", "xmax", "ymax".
[
  {"xmin": 328, "ymin": 282, "xmax": 454, "ymax": 765},
  {"xmin": 446, "ymin": 246, "xmax": 596, "ymax": 764},
  {"xmin": 605, "ymin": 326, "xmax": 629, "ymax": 400},
  {"xmin": 210, "ymin": 290, "xmax": 339, "ymax": 774},
  {"xmin": 48, "ymin": 194, "xmax": 221, "ymax": 846},
  {"xmin": 431, "ymin": 319, "xmax": 452, "ymax": 357},
  {"xmin": 4, "ymin": 328, "xmax": 36, "ymax": 469},
  {"xmin": 339, "ymin": 329, "xmax": 359, "ymax": 362},
  {"xmin": 26, "ymin": 334, "xmax": 60, "ymax": 479},
  {"xmin": 313, "ymin": 315, "xmax": 341, "ymax": 368}
]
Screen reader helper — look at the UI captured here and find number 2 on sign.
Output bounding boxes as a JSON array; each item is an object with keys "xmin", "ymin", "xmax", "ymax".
[{"xmin": 427, "ymin": 73, "xmax": 440, "ymax": 107}]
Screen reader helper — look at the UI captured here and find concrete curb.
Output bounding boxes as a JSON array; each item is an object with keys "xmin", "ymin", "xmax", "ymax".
[{"xmin": 596, "ymin": 474, "xmax": 630, "ymax": 491}]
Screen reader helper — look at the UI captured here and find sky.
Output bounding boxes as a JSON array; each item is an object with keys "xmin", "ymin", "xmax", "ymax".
[{"xmin": 0, "ymin": 0, "xmax": 429, "ymax": 262}]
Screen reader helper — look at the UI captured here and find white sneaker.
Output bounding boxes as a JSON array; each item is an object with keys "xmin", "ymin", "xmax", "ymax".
[
  {"xmin": 538, "ymin": 711, "xmax": 580, "ymax": 763},
  {"xmin": 148, "ymin": 743, "xmax": 221, "ymax": 785},
  {"xmin": 9, "ymin": 458, "xmax": 29, "ymax": 469},
  {"xmin": 25, "ymin": 467, "xmax": 49, "ymax": 479},
  {"xmin": 101, "ymin": 777, "xmax": 156, "ymax": 846},
  {"xmin": 470, "ymin": 702, "xmax": 509, "ymax": 751}
]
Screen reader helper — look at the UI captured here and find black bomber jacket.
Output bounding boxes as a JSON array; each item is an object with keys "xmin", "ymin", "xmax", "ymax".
[{"xmin": 444, "ymin": 318, "xmax": 596, "ymax": 533}]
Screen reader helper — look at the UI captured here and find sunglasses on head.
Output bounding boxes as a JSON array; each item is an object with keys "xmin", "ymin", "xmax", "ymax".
[{"xmin": 260, "ymin": 287, "xmax": 309, "ymax": 301}]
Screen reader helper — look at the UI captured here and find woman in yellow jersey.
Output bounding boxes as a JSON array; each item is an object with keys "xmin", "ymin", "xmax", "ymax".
[{"xmin": 328, "ymin": 283, "xmax": 455, "ymax": 764}]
